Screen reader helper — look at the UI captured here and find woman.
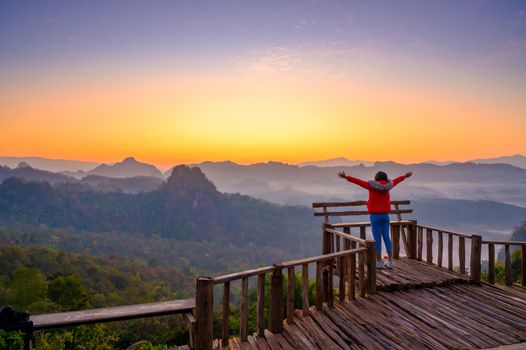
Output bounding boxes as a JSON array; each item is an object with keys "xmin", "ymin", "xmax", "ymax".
[{"xmin": 337, "ymin": 170, "xmax": 412, "ymax": 269}]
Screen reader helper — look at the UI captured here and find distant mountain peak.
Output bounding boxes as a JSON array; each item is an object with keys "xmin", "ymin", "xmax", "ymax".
[
  {"xmin": 122, "ymin": 156, "xmax": 137, "ymax": 163},
  {"xmin": 16, "ymin": 161, "xmax": 32, "ymax": 169},
  {"xmin": 88, "ymin": 157, "xmax": 162, "ymax": 178},
  {"xmin": 298, "ymin": 157, "xmax": 374, "ymax": 167},
  {"xmin": 165, "ymin": 165, "xmax": 217, "ymax": 194}
]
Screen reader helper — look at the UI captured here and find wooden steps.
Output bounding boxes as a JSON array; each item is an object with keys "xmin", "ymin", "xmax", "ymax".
[{"xmin": 216, "ymin": 283, "xmax": 526, "ymax": 349}]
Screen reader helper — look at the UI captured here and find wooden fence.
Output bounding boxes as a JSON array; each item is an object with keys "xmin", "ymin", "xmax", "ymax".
[
  {"xmin": 194, "ymin": 244, "xmax": 374, "ymax": 349},
  {"xmin": 481, "ymin": 240, "xmax": 526, "ymax": 286}
]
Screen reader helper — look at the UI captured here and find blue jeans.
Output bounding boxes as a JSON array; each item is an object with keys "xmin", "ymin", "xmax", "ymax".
[{"xmin": 370, "ymin": 214, "xmax": 392, "ymax": 254}]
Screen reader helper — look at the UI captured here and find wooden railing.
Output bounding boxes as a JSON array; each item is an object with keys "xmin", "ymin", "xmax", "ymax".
[
  {"xmin": 21, "ymin": 299, "xmax": 196, "ymax": 350},
  {"xmin": 481, "ymin": 240, "xmax": 526, "ymax": 286},
  {"xmin": 415, "ymin": 224, "xmax": 481, "ymax": 281},
  {"xmin": 193, "ymin": 245, "xmax": 374, "ymax": 350}
]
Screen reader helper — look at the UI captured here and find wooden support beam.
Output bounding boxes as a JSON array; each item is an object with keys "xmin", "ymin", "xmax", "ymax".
[
  {"xmin": 185, "ymin": 313, "xmax": 196, "ymax": 349},
  {"xmin": 417, "ymin": 226, "xmax": 423, "ymax": 261},
  {"xmin": 470, "ymin": 235, "xmax": 482, "ymax": 284},
  {"xmin": 256, "ymin": 274, "xmax": 265, "ymax": 337},
  {"xmin": 408, "ymin": 221, "xmax": 418, "ymax": 259},
  {"xmin": 408, "ymin": 220, "xmax": 418, "ymax": 259},
  {"xmin": 522, "ymin": 245, "xmax": 526, "ymax": 287},
  {"xmin": 287, "ymin": 267, "xmax": 295, "ymax": 324},
  {"xmin": 448, "ymin": 233, "xmax": 453, "ymax": 271},
  {"xmin": 392, "ymin": 224, "xmax": 400, "ymax": 259},
  {"xmin": 316, "ymin": 262, "xmax": 324, "ymax": 311},
  {"xmin": 221, "ymin": 282, "xmax": 230, "ymax": 347},
  {"xmin": 269, "ymin": 266, "xmax": 284, "ymax": 334},
  {"xmin": 327, "ymin": 259, "xmax": 334, "ymax": 308},
  {"xmin": 365, "ymin": 240, "xmax": 376, "ymax": 295},
  {"xmin": 505, "ymin": 245, "xmax": 512, "ymax": 286},
  {"xmin": 437, "ymin": 231, "xmax": 443, "ymax": 268},
  {"xmin": 459, "ymin": 237, "xmax": 466, "ymax": 274},
  {"xmin": 240, "ymin": 277, "xmax": 248, "ymax": 341},
  {"xmin": 339, "ymin": 256, "xmax": 345, "ymax": 302},
  {"xmin": 322, "ymin": 223, "xmax": 330, "ymax": 255},
  {"xmin": 195, "ymin": 277, "xmax": 214, "ymax": 350},
  {"xmin": 359, "ymin": 252, "xmax": 365, "ymax": 297},
  {"xmin": 426, "ymin": 228, "xmax": 433, "ymax": 264},
  {"xmin": 349, "ymin": 241, "xmax": 356, "ymax": 300},
  {"xmin": 488, "ymin": 244, "xmax": 495, "ymax": 285},
  {"xmin": 360, "ymin": 226, "xmax": 366, "ymax": 240},
  {"xmin": 301, "ymin": 264, "xmax": 309, "ymax": 316}
]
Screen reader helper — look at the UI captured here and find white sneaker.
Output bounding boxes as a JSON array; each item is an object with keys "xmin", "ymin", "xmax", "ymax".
[
  {"xmin": 385, "ymin": 260, "xmax": 395, "ymax": 269},
  {"xmin": 376, "ymin": 261, "xmax": 384, "ymax": 269}
]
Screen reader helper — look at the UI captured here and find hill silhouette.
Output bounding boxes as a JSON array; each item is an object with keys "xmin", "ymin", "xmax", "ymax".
[
  {"xmin": 0, "ymin": 166, "xmax": 318, "ymax": 252},
  {"xmin": 88, "ymin": 157, "xmax": 163, "ymax": 178}
]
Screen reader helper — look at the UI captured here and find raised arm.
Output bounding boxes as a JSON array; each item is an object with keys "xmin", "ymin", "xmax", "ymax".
[
  {"xmin": 392, "ymin": 172, "xmax": 412, "ymax": 187},
  {"xmin": 338, "ymin": 171, "xmax": 371, "ymax": 190}
]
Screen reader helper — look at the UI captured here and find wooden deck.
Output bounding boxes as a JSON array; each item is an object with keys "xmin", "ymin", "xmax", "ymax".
[
  {"xmin": 375, "ymin": 257, "xmax": 470, "ymax": 291},
  {"xmin": 216, "ymin": 283, "xmax": 526, "ymax": 350}
]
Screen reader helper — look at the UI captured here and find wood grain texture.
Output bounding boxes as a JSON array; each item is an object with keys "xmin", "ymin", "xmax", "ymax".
[
  {"xmin": 222, "ymin": 282, "xmax": 230, "ymax": 346},
  {"xmin": 459, "ymin": 236, "xmax": 466, "ymax": 274},
  {"xmin": 488, "ymin": 244, "xmax": 496, "ymax": 285},
  {"xmin": 257, "ymin": 274, "xmax": 265, "ymax": 337},
  {"xmin": 426, "ymin": 228, "xmax": 433, "ymax": 264},
  {"xmin": 213, "ymin": 283, "xmax": 526, "ymax": 350}
]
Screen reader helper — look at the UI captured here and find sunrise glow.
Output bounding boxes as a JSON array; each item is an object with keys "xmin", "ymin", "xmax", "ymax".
[{"xmin": 1, "ymin": 1, "xmax": 525, "ymax": 167}]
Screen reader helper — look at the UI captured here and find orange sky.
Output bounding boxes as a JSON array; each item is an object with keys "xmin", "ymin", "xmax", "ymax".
[
  {"xmin": 1, "ymin": 59, "xmax": 524, "ymax": 168},
  {"xmin": 2, "ymin": 0, "xmax": 526, "ymax": 167}
]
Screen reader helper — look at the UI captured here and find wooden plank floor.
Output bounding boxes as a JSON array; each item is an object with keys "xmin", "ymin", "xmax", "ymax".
[
  {"xmin": 216, "ymin": 283, "xmax": 526, "ymax": 350},
  {"xmin": 375, "ymin": 257, "xmax": 470, "ymax": 291}
]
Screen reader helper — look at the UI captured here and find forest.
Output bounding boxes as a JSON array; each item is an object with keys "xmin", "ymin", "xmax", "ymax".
[{"xmin": 0, "ymin": 167, "xmax": 524, "ymax": 349}]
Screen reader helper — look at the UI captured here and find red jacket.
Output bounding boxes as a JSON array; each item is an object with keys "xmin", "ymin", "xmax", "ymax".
[{"xmin": 345, "ymin": 176, "xmax": 405, "ymax": 213}]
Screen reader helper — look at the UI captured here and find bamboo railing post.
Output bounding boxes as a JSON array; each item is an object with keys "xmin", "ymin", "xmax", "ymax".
[
  {"xmin": 287, "ymin": 267, "xmax": 295, "ymax": 324},
  {"xmin": 505, "ymin": 245, "xmax": 512, "ymax": 286},
  {"xmin": 301, "ymin": 264, "xmax": 309, "ymax": 316},
  {"xmin": 522, "ymin": 245, "xmax": 526, "ymax": 287},
  {"xmin": 408, "ymin": 220, "xmax": 418, "ymax": 259},
  {"xmin": 315, "ymin": 261, "xmax": 324, "ymax": 311},
  {"xmin": 195, "ymin": 277, "xmax": 214, "ymax": 350},
  {"xmin": 448, "ymin": 233, "xmax": 453, "ymax": 271},
  {"xmin": 349, "ymin": 241, "xmax": 356, "ymax": 300},
  {"xmin": 360, "ymin": 225, "xmax": 366, "ymax": 240},
  {"xmin": 269, "ymin": 265, "xmax": 284, "ymax": 334},
  {"xmin": 240, "ymin": 277, "xmax": 249, "ymax": 341},
  {"xmin": 426, "ymin": 229, "xmax": 433, "ymax": 264},
  {"xmin": 221, "ymin": 281, "xmax": 230, "ymax": 346},
  {"xmin": 392, "ymin": 224, "xmax": 400, "ymax": 259},
  {"xmin": 339, "ymin": 256, "xmax": 345, "ymax": 302},
  {"xmin": 359, "ymin": 251, "xmax": 365, "ymax": 297},
  {"xmin": 459, "ymin": 237, "xmax": 466, "ymax": 274},
  {"xmin": 488, "ymin": 244, "xmax": 495, "ymax": 285},
  {"xmin": 417, "ymin": 226, "xmax": 423, "ymax": 261},
  {"xmin": 327, "ymin": 258, "xmax": 334, "ymax": 308},
  {"xmin": 437, "ymin": 231, "xmax": 443, "ymax": 268},
  {"xmin": 256, "ymin": 274, "xmax": 265, "ymax": 337},
  {"xmin": 365, "ymin": 240, "xmax": 377, "ymax": 294},
  {"xmin": 322, "ymin": 223, "xmax": 330, "ymax": 255},
  {"xmin": 470, "ymin": 235, "xmax": 482, "ymax": 283}
]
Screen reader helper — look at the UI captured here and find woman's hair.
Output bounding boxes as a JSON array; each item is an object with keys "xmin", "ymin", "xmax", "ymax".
[{"xmin": 374, "ymin": 171, "xmax": 388, "ymax": 182}]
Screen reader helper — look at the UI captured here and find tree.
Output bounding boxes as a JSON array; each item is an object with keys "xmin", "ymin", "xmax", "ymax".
[
  {"xmin": 7, "ymin": 267, "xmax": 47, "ymax": 311},
  {"xmin": 48, "ymin": 275, "xmax": 90, "ymax": 311}
]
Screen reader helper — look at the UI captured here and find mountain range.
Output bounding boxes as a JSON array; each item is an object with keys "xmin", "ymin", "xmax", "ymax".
[
  {"xmin": 1, "ymin": 154, "xmax": 525, "ymax": 177},
  {"xmin": 2, "ymin": 155, "xmax": 526, "ymax": 207}
]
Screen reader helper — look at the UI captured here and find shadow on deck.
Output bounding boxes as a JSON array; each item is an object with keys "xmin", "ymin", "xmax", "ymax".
[{"xmin": 217, "ymin": 283, "xmax": 526, "ymax": 350}]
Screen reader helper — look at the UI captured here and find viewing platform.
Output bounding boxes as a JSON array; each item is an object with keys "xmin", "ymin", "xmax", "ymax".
[{"xmin": 10, "ymin": 200, "xmax": 526, "ymax": 350}]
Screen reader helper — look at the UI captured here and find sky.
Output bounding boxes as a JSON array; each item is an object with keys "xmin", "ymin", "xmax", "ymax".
[{"xmin": 1, "ymin": 0, "xmax": 525, "ymax": 167}]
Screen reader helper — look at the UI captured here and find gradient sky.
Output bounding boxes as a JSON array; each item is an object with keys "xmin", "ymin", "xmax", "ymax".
[{"xmin": 1, "ymin": 0, "xmax": 525, "ymax": 167}]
